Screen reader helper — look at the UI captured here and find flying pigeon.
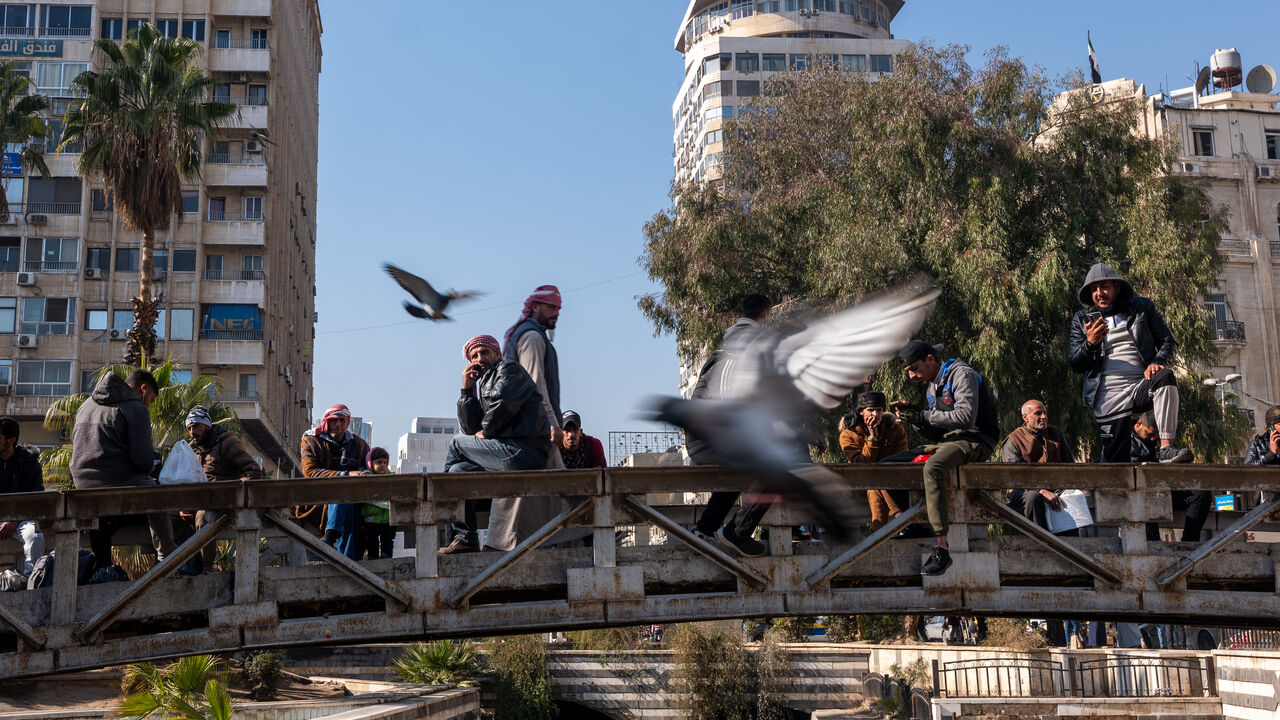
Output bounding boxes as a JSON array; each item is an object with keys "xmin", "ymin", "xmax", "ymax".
[
  {"xmin": 383, "ymin": 263, "xmax": 483, "ymax": 321},
  {"xmin": 645, "ymin": 280, "xmax": 940, "ymax": 541}
]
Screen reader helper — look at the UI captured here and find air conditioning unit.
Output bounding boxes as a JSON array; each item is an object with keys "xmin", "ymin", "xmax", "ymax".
[
  {"xmin": 245, "ymin": 140, "xmax": 263, "ymax": 153},
  {"xmin": 16, "ymin": 272, "xmax": 34, "ymax": 286},
  {"xmin": 85, "ymin": 267, "xmax": 105, "ymax": 279},
  {"xmin": 1258, "ymin": 165, "xmax": 1275, "ymax": 179},
  {"xmin": 0, "ymin": 215, "xmax": 15, "ymax": 225},
  {"xmin": 26, "ymin": 214, "xmax": 46, "ymax": 224},
  {"xmin": 0, "ymin": 384, "xmax": 9, "ymax": 395},
  {"xmin": 16, "ymin": 334, "xmax": 36, "ymax": 348},
  {"xmin": 235, "ymin": 73, "xmax": 249, "ymax": 83},
  {"xmin": 1180, "ymin": 161, "xmax": 1199, "ymax": 173},
  {"xmin": 268, "ymin": 339, "xmax": 275, "ymax": 353},
  {"xmin": 109, "ymin": 329, "xmax": 123, "ymax": 340}
]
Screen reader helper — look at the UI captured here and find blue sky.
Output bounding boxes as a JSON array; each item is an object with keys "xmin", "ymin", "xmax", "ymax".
[{"xmin": 310, "ymin": 0, "xmax": 1279, "ymax": 455}]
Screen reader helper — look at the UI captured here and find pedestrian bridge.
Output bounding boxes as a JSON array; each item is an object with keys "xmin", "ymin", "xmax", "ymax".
[{"xmin": 2, "ymin": 463, "xmax": 1280, "ymax": 679}]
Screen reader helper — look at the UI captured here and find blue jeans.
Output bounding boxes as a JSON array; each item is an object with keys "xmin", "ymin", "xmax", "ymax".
[
  {"xmin": 444, "ymin": 434, "xmax": 547, "ymax": 543},
  {"xmin": 16, "ymin": 520, "xmax": 43, "ymax": 576}
]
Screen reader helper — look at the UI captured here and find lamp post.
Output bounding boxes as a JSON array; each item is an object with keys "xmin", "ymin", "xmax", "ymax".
[{"xmin": 1203, "ymin": 373, "xmax": 1243, "ymax": 420}]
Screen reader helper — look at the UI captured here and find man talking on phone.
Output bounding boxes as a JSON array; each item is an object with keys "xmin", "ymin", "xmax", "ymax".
[
  {"xmin": 1069, "ymin": 263, "xmax": 1191, "ymax": 463},
  {"xmin": 1244, "ymin": 406, "xmax": 1280, "ymax": 467}
]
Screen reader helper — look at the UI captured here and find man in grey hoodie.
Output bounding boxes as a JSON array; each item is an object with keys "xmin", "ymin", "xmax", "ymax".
[
  {"xmin": 71, "ymin": 370, "xmax": 177, "ymax": 569},
  {"xmin": 1068, "ymin": 263, "xmax": 1191, "ymax": 463}
]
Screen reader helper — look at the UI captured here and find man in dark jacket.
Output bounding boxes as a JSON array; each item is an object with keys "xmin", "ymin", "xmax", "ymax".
[
  {"xmin": 0, "ymin": 416, "xmax": 45, "ymax": 574},
  {"xmin": 893, "ymin": 340, "xmax": 1000, "ymax": 576},
  {"xmin": 439, "ymin": 334, "xmax": 551, "ymax": 554},
  {"xmin": 1244, "ymin": 406, "xmax": 1280, "ymax": 467},
  {"xmin": 301, "ymin": 403, "xmax": 370, "ymax": 560},
  {"xmin": 1069, "ymin": 263, "xmax": 1191, "ymax": 463},
  {"xmin": 186, "ymin": 405, "xmax": 263, "ymax": 569},
  {"xmin": 1131, "ymin": 412, "xmax": 1209, "ymax": 542},
  {"xmin": 71, "ymin": 370, "xmax": 177, "ymax": 569},
  {"xmin": 559, "ymin": 411, "xmax": 606, "ymax": 469}
]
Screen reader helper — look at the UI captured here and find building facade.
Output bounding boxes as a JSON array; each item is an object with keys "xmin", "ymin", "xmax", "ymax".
[
  {"xmin": 0, "ymin": 0, "xmax": 321, "ymax": 475},
  {"xmin": 672, "ymin": 0, "xmax": 908, "ymax": 186},
  {"xmin": 396, "ymin": 416, "xmax": 459, "ymax": 474}
]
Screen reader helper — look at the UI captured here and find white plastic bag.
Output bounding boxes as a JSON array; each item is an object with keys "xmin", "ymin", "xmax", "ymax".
[
  {"xmin": 1046, "ymin": 489, "xmax": 1093, "ymax": 534},
  {"xmin": 158, "ymin": 440, "xmax": 207, "ymax": 485}
]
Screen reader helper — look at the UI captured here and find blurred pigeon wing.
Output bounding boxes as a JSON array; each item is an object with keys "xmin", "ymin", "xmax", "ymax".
[{"xmin": 383, "ymin": 264, "xmax": 446, "ymax": 309}]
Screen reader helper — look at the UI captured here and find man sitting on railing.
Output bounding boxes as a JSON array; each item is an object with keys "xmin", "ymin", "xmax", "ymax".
[
  {"xmin": 1244, "ymin": 406, "xmax": 1280, "ymax": 467},
  {"xmin": 1001, "ymin": 399, "xmax": 1076, "ymax": 533},
  {"xmin": 1131, "ymin": 412, "xmax": 1209, "ymax": 543},
  {"xmin": 0, "ymin": 416, "xmax": 45, "ymax": 576},
  {"xmin": 70, "ymin": 370, "xmax": 177, "ymax": 570},
  {"xmin": 439, "ymin": 334, "xmax": 551, "ymax": 555},
  {"xmin": 300, "ymin": 403, "xmax": 370, "ymax": 561},
  {"xmin": 185, "ymin": 405, "xmax": 262, "ymax": 570}
]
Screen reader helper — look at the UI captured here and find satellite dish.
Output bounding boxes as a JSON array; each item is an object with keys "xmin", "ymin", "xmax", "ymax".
[
  {"xmin": 1194, "ymin": 66, "xmax": 1212, "ymax": 95},
  {"xmin": 1246, "ymin": 64, "xmax": 1277, "ymax": 94}
]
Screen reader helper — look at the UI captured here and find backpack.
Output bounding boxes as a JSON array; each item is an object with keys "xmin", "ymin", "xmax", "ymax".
[
  {"xmin": 26, "ymin": 550, "xmax": 96, "ymax": 590},
  {"xmin": 89, "ymin": 564, "xmax": 130, "ymax": 584}
]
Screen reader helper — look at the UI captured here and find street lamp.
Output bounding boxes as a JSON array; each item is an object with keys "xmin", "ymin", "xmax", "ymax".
[{"xmin": 1204, "ymin": 373, "xmax": 1243, "ymax": 419}]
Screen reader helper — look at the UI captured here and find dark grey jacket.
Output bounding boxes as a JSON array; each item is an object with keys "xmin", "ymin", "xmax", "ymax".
[
  {"xmin": 1068, "ymin": 263, "xmax": 1176, "ymax": 408},
  {"xmin": 458, "ymin": 360, "xmax": 551, "ymax": 448},
  {"xmin": 920, "ymin": 358, "xmax": 1000, "ymax": 449},
  {"xmin": 71, "ymin": 373, "xmax": 155, "ymax": 489},
  {"xmin": 1245, "ymin": 433, "xmax": 1280, "ymax": 466}
]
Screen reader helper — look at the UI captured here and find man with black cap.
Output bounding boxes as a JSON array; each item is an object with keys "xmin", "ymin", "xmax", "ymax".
[
  {"xmin": 892, "ymin": 340, "xmax": 999, "ymax": 576},
  {"xmin": 1069, "ymin": 263, "xmax": 1191, "ymax": 463},
  {"xmin": 839, "ymin": 391, "xmax": 909, "ymax": 529},
  {"xmin": 559, "ymin": 410, "xmax": 606, "ymax": 469}
]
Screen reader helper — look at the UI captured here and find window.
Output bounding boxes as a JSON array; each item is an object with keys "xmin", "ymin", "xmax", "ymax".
[
  {"xmin": 841, "ymin": 54, "xmax": 867, "ymax": 72},
  {"xmin": 172, "ymin": 248, "xmax": 196, "ymax": 272},
  {"xmin": 112, "ymin": 309, "xmax": 131, "ymax": 330},
  {"xmin": 181, "ymin": 19, "xmax": 205, "ymax": 42},
  {"xmin": 731, "ymin": 0, "xmax": 754, "ymax": 19},
  {"xmin": 207, "ymin": 195, "xmax": 226, "ymax": 220},
  {"xmin": 703, "ymin": 129, "xmax": 723, "ymax": 147},
  {"xmin": 100, "ymin": 17, "xmax": 122, "ymax": 40},
  {"xmin": 814, "ymin": 0, "xmax": 836, "ymax": 10},
  {"xmin": 205, "ymin": 253, "xmax": 223, "ymax": 279},
  {"xmin": 250, "ymin": 29, "xmax": 267, "ymax": 49},
  {"xmin": 0, "ymin": 4, "xmax": 32, "ymax": 35},
  {"xmin": 182, "ymin": 193, "xmax": 198, "ymax": 214},
  {"xmin": 126, "ymin": 18, "xmax": 144, "ymax": 38},
  {"xmin": 870, "ymin": 54, "xmax": 893, "ymax": 73},
  {"xmin": 212, "ymin": 82, "xmax": 230, "ymax": 103},
  {"xmin": 737, "ymin": 80, "xmax": 760, "ymax": 96},
  {"xmin": 785, "ymin": 0, "xmax": 809, "ymax": 9},
  {"xmin": 0, "ymin": 237, "xmax": 17, "ymax": 271},
  {"xmin": 26, "ymin": 176, "xmax": 81, "ymax": 213},
  {"xmin": 115, "ymin": 247, "xmax": 138, "ymax": 272},
  {"xmin": 24, "ymin": 237, "xmax": 77, "ymax": 272},
  {"xmin": 170, "ymin": 369, "xmax": 192, "ymax": 384},
  {"xmin": 80, "ymin": 369, "xmax": 97, "ymax": 391},
  {"xmin": 1205, "ymin": 294, "xmax": 1231, "ymax": 324},
  {"xmin": 153, "ymin": 248, "xmax": 168, "ymax": 272},
  {"xmin": 1192, "ymin": 127, "xmax": 1215, "ymax": 157},
  {"xmin": 757, "ymin": 0, "xmax": 780, "ymax": 11},
  {"xmin": 16, "ymin": 360, "xmax": 70, "ymax": 396},
  {"xmin": 40, "ymin": 5, "xmax": 91, "ymax": 37},
  {"xmin": 702, "ymin": 82, "xmax": 721, "ymax": 101},
  {"xmin": 247, "ymin": 84, "xmax": 266, "ymax": 106},
  {"xmin": 85, "ymin": 309, "xmax": 106, "ymax": 330},
  {"xmin": 21, "ymin": 297, "xmax": 73, "ymax": 334},
  {"xmin": 1266, "ymin": 131, "xmax": 1279, "ymax": 161},
  {"xmin": 154, "ymin": 309, "xmax": 165, "ymax": 341},
  {"xmin": 242, "ymin": 255, "xmax": 263, "ymax": 278},
  {"xmin": 86, "ymin": 247, "xmax": 108, "ymax": 271},
  {"xmin": 170, "ymin": 308, "xmax": 194, "ymax": 341},
  {"xmin": 789, "ymin": 54, "xmax": 811, "ymax": 71},
  {"xmin": 763, "ymin": 53, "xmax": 786, "ymax": 72},
  {"xmin": 839, "ymin": 0, "xmax": 856, "ymax": 13},
  {"xmin": 244, "ymin": 196, "xmax": 263, "ymax": 220},
  {"xmin": 0, "ymin": 296, "xmax": 13, "ymax": 333},
  {"xmin": 736, "ymin": 53, "xmax": 759, "ymax": 73},
  {"xmin": 238, "ymin": 373, "xmax": 257, "ymax": 399},
  {"xmin": 155, "ymin": 19, "xmax": 179, "ymax": 38},
  {"xmin": 90, "ymin": 188, "xmax": 111, "ymax": 211},
  {"xmin": 214, "ymin": 28, "xmax": 230, "ymax": 48}
]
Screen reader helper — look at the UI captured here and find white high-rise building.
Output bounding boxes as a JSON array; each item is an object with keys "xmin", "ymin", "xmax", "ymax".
[{"xmin": 396, "ymin": 416, "xmax": 458, "ymax": 474}]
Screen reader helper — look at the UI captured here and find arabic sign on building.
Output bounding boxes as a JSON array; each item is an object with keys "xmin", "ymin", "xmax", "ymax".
[{"xmin": 0, "ymin": 39, "xmax": 62, "ymax": 57}]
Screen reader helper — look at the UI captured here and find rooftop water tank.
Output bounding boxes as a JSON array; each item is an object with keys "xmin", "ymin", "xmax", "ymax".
[{"xmin": 1211, "ymin": 48, "xmax": 1243, "ymax": 89}]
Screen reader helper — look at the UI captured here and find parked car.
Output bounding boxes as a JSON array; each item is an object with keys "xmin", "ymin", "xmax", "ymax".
[{"xmin": 924, "ymin": 616, "xmax": 947, "ymax": 642}]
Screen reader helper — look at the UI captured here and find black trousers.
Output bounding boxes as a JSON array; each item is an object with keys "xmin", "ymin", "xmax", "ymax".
[
  {"xmin": 1146, "ymin": 490, "xmax": 1210, "ymax": 542},
  {"xmin": 1096, "ymin": 368, "xmax": 1177, "ymax": 462},
  {"xmin": 694, "ymin": 489, "xmax": 772, "ymax": 538}
]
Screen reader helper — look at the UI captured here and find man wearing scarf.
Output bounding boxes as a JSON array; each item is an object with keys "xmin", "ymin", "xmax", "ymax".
[{"xmin": 299, "ymin": 403, "xmax": 370, "ymax": 560}]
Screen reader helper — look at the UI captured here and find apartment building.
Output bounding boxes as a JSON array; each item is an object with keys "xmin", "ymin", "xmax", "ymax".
[
  {"xmin": 672, "ymin": 0, "xmax": 908, "ymax": 186},
  {"xmin": 397, "ymin": 416, "xmax": 460, "ymax": 474},
  {"xmin": 0, "ymin": 0, "xmax": 321, "ymax": 476}
]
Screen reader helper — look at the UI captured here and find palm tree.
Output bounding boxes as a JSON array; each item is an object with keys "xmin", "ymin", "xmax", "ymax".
[
  {"xmin": 41, "ymin": 359, "xmax": 241, "ymax": 489},
  {"xmin": 60, "ymin": 23, "xmax": 237, "ymax": 365},
  {"xmin": 0, "ymin": 61, "xmax": 50, "ymax": 221},
  {"xmin": 117, "ymin": 655, "xmax": 235, "ymax": 720},
  {"xmin": 392, "ymin": 640, "xmax": 484, "ymax": 686}
]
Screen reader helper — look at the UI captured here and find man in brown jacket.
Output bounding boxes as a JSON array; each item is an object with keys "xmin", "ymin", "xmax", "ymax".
[
  {"xmin": 839, "ymin": 391, "xmax": 909, "ymax": 529},
  {"xmin": 1000, "ymin": 399, "xmax": 1074, "ymax": 532},
  {"xmin": 186, "ymin": 405, "xmax": 263, "ymax": 569}
]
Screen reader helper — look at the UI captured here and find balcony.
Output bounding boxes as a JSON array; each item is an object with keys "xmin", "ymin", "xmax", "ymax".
[
  {"xmin": 202, "ymin": 270, "xmax": 264, "ymax": 304},
  {"xmin": 25, "ymin": 202, "xmax": 80, "ymax": 215},
  {"xmin": 21, "ymin": 260, "xmax": 77, "ymax": 273},
  {"xmin": 197, "ymin": 331, "xmax": 264, "ymax": 366},
  {"xmin": 208, "ymin": 42, "xmax": 269, "ymax": 74},
  {"xmin": 202, "ymin": 216, "xmax": 265, "ymax": 245},
  {"xmin": 223, "ymin": 102, "xmax": 267, "ymax": 129},
  {"xmin": 39, "ymin": 26, "xmax": 90, "ymax": 39},
  {"xmin": 0, "ymin": 26, "xmax": 33, "ymax": 37},
  {"xmin": 203, "ymin": 156, "xmax": 266, "ymax": 186},
  {"xmin": 1211, "ymin": 320, "xmax": 1246, "ymax": 345},
  {"xmin": 212, "ymin": 0, "xmax": 271, "ymax": 18}
]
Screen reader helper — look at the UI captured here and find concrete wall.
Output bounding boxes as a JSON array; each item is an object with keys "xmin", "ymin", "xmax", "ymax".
[{"xmin": 1216, "ymin": 649, "xmax": 1280, "ymax": 720}]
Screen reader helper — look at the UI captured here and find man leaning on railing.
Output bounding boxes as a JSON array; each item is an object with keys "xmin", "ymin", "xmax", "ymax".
[{"xmin": 0, "ymin": 416, "xmax": 45, "ymax": 576}]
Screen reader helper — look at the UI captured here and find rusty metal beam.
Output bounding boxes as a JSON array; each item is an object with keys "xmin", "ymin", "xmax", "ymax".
[
  {"xmin": 807, "ymin": 501, "xmax": 925, "ymax": 587},
  {"xmin": 264, "ymin": 510, "xmax": 413, "ymax": 610},
  {"xmin": 623, "ymin": 495, "xmax": 768, "ymax": 588},
  {"xmin": 77, "ymin": 515, "xmax": 232, "ymax": 643},
  {"xmin": 1157, "ymin": 496, "xmax": 1280, "ymax": 588},
  {"xmin": 0, "ymin": 602, "xmax": 44, "ymax": 648},
  {"xmin": 971, "ymin": 492, "xmax": 1122, "ymax": 585},
  {"xmin": 448, "ymin": 500, "xmax": 592, "ymax": 609}
]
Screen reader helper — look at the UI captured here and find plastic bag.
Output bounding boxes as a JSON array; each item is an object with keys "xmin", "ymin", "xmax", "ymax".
[
  {"xmin": 159, "ymin": 440, "xmax": 208, "ymax": 485},
  {"xmin": 0, "ymin": 569, "xmax": 25, "ymax": 591}
]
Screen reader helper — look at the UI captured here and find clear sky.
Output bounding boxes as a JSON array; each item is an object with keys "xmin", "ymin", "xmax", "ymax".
[{"xmin": 310, "ymin": 0, "xmax": 1279, "ymax": 456}]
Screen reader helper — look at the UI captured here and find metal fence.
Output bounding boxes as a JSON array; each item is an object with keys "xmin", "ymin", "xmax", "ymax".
[
  {"xmin": 935, "ymin": 658, "xmax": 1067, "ymax": 698},
  {"xmin": 1074, "ymin": 656, "xmax": 1210, "ymax": 698},
  {"xmin": 934, "ymin": 656, "xmax": 1215, "ymax": 699},
  {"xmin": 1223, "ymin": 629, "xmax": 1280, "ymax": 649}
]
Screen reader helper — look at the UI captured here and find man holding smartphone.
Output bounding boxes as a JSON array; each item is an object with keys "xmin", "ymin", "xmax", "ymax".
[
  {"xmin": 1069, "ymin": 263, "xmax": 1191, "ymax": 463},
  {"xmin": 1244, "ymin": 406, "xmax": 1280, "ymax": 466}
]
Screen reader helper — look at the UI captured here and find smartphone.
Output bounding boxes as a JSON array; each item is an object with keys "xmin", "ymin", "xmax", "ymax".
[{"xmin": 1084, "ymin": 311, "xmax": 1102, "ymax": 323}]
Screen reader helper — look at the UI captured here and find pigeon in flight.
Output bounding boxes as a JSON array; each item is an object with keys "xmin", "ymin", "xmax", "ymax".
[
  {"xmin": 646, "ymin": 280, "xmax": 940, "ymax": 540},
  {"xmin": 383, "ymin": 263, "xmax": 483, "ymax": 321}
]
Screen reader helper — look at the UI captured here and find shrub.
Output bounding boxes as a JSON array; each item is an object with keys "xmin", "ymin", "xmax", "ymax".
[
  {"xmin": 981, "ymin": 618, "xmax": 1048, "ymax": 650},
  {"xmin": 393, "ymin": 640, "xmax": 482, "ymax": 687},
  {"xmin": 825, "ymin": 616, "xmax": 858, "ymax": 643},
  {"xmin": 669, "ymin": 624, "xmax": 792, "ymax": 720},
  {"xmin": 485, "ymin": 635, "xmax": 553, "ymax": 720},
  {"xmin": 242, "ymin": 650, "xmax": 282, "ymax": 701}
]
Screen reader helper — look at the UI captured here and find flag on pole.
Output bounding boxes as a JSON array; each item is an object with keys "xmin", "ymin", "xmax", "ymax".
[{"xmin": 1088, "ymin": 32, "xmax": 1102, "ymax": 84}]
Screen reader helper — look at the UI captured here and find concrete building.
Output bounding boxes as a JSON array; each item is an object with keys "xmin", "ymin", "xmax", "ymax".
[
  {"xmin": 350, "ymin": 416, "xmax": 372, "ymax": 447},
  {"xmin": 672, "ymin": 0, "xmax": 908, "ymax": 186},
  {"xmin": 0, "ymin": 0, "xmax": 321, "ymax": 475},
  {"xmin": 1089, "ymin": 51, "xmax": 1280, "ymax": 429},
  {"xmin": 396, "ymin": 416, "xmax": 459, "ymax": 474}
]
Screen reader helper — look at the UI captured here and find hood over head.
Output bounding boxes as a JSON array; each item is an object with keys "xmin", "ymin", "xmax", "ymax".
[
  {"xmin": 1078, "ymin": 263, "xmax": 1134, "ymax": 307},
  {"xmin": 90, "ymin": 373, "xmax": 139, "ymax": 407}
]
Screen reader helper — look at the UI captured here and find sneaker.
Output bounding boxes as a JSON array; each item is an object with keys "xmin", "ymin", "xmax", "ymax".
[
  {"xmin": 896, "ymin": 523, "xmax": 934, "ymax": 540},
  {"xmin": 437, "ymin": 536, "xmax": 479, "ymax": 555},
  {"xmin": 692, "ymin": 529, "xmax": 716, "ymax": 544},
  {"xmin": 920, "ymin": 546, "xmax": 952, "ymax": 576},
  {"xmin": 1157, "ymin": 445, "xmax": 1193, "ymax": 464},
  {"xmin": 716, "ymin": 526, "xmax": 766, "ymax": 557}
]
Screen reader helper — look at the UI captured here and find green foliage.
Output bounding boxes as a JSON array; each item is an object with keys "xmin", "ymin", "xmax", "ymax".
[
  {"xmin": 393, "ymin": 640, "xmax": 482, "ymax": 687},
  {"xmin": 668, "ymin": 624, "xmax": 791, "ymax": 720},
  {"xmin": 485, "ymin": 635, "xmax": 553, "ymax": 720},
  {"xmin": 0, "ymin": 60, "xmax": 48, "ymax": 221},
  {"xmin": 981, "ymin": 617, "xmax": 1048, "ymax": 650},
  {"xmin": 889, "ymin": 658, "xmax": 931, "ymax": 688},
  {"xmin": 825, "ymin": 615, "xmax": 858, "ymax": 643},
  {"xmin": 1178, "ymin": 371, "xmax": 1253, "ymax": 462},
  {"xmin": 640, "ymin": 43, "xmax": 1235, "ymax": 459},
  {"xmin": 116, "ymin": 655, "xmax": 235, "ymax": 720},
  {"xmin": 565, "ymin": 627, "xmax": 646, "ymax": 652},
  {"xmin": 769, "ymin": 616, "xmax": 813, "ymax": 642},
  {"xmin": 859, "ymin": 615, "xmax": 907, "ymax": 643},
  {"xmin": 241, "ymin": 650, "xmax": 282, "ymax": 701}
]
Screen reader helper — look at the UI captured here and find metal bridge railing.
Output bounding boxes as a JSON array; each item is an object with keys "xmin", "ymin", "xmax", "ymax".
[
  {"xmin": 935, "ymin": 657, "xmax": 1067, "ymax": 698},
  {"xmin": 1074, "ymin": 656, "xmax": 1212, "ymax": 698}
]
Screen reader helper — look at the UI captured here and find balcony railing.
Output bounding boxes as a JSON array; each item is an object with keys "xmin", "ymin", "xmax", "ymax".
[
  {"xmin": 211, "ymin": 95, "xmax": 267, "ymax": 106},
  {"xmin": 212, "ymin": 37, "xmax": 269, "ymax": 49},
  {"xmin": 39, "ymin": 26, "xmax": 91, "ymax": 38},
  {"xmin": 19, "ymin": 322, "xmax": 72, "ymax": 335},
  {"xmin": 199, "ymin": 329, "xmax": 262, "ymax": 341},
  {"xmin": 207, "ymin": 153, "xmax": 265, "ymax": 165},
  {"xmin": 0, "ymin": 25, "xmax": 33, "ymax": 37},
  {"xmin": 0, "ymin": 260, "xmax": 17, "ymax": 272},
  {"xmin": 203, "ymin": 268, "xmax": 264, "ymax": 281},
  {"xmin": 22, "ymin": 260, "xmax": 77, "ymax": 273},
  {"xmin": 220, "ymin": 390, "xmax": 260, "ymax": 402},
  {"xmin": 1211, "ymin": 320, "xmax": 1246, "ymax": 343},
  {"xmin": 206, "ymin": 210, "xmax": 264, "ymax": 222},
  {"xmin": 25, "ymin": 202, "xmax": 80, "ymax": 214}
]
